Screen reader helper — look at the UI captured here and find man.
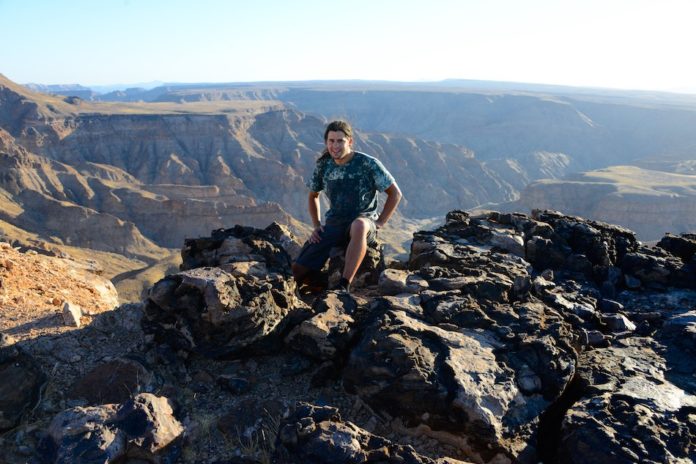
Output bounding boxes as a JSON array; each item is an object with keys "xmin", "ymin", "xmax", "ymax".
[{"xmin": 292, "ymin": 120, "xmax": 402, "ymax": 293}]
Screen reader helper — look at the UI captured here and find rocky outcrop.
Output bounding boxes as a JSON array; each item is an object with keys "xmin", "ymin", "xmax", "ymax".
[{"xmin": 3, "ymin": 212, "xmax": 696, "ymax": 463}]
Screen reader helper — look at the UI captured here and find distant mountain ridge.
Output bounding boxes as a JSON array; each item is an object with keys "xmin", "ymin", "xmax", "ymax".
[{"xmin": 37, "ymin": 78, "xmax": 696, "ymax": 171}]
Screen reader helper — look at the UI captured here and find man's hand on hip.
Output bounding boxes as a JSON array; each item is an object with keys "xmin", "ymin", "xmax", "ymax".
[{"xmin": 309, "ymin": 225, "xmax": 324, "ymax": 243}]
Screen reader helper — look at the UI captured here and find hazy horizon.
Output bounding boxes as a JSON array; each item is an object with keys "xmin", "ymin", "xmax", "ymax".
[{"xmin": 2, "ymin": 0, "xmax": 696, "ymax": 95}]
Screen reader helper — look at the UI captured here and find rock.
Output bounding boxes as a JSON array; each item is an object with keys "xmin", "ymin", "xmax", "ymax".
[
  {"xmin": 489, "ymin": 229, "xmax": 525, "ymax": 257},
  {"xmin": 0, "ymin": 257, "xmax": 14, "ymax": 270},
  {"xmin": 525, "ymin": 236, "xmax": 570, "ymax": 270},
  {"xmin": 541, "ymin": 269, "xmax": 554, "ymax": 281},
  {"xmin": 602, "ymin": 313, "xmax": 637, "ymax": 333},
  {"xmin": 180, "ymin": 224, "xmax": 295, "ymax": 276},
  {"xmin": 558, "ymin": 339, "xmax": 696, "ymax": 463},
  {"xmin": 115, "ymin": 393, "xmax": 183, "ymax": 457},
  {"xmin": 378, "ymin": 268, "xmax": 409, "ymax": 295},
  {"xmin": 275, "ymin": 402, "xmax": 473, "ymax": 464},
  {"xmin": 285, "ymin": 292, "xmax": 362, "ymax": 361},
  {"xmin": 61, "ymin": 301, "xmax": 82, "ymax": 327},
  {"xmin": 405, "ymin": 273, "xmax": 430, "ymax": 293},
  {"xmin": 143, "ymin": 267, "xmax": 303, "ymax": 358},
  {"xmin": 0, "ymin": 344, "xmax": 46, "ymax": 431},
  {"xmin": 91, "ymin": 302, "xmax": 145, "ymax": 333},
  {"xmin": 264, "ymin": 222, "xmax": 303, "ymax": 261},
  {"xmin": 582, "ymin": 329, "xmax": 607, "ymax": 347},
  {"xmin": 45, "ymin": 404, "xmax": 126, "ymax": 464},
  {"xmin": 0, "ymin": 332, "xmax": 16, "ymax": 347},
  {"xmin": 43, "ymin": 393, "xmax": 183, "ymax": 463},
  {"xmin": 656, "ymin": 233, "xmax": 696, "ymax": 262},
  {"xmin": 599, "ymin": 298, "xmax": 623, "ymax": 313},
  {"xmin": 217, "ymin": 374, "xmax": 252, "ymax": 394},
  {"xmin": 344, "ymin": 306, "xmax": 521, "ymax": 461}
]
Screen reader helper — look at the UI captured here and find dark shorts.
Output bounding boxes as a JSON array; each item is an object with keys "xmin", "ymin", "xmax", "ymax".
[{"xmin": 294, "ymin": 218, "xmax": 378, "ymax": 271}]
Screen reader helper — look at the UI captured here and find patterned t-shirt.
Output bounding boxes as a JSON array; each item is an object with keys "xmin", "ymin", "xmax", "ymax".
[{"xmin": 307, "ymin": 152, "xmax": 395, "ymax": 224}]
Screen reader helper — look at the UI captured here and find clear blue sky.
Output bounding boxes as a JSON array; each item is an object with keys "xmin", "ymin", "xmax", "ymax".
[{"xmin": 2, "ymin": 0, "xmax": 695, "ymax": 93}]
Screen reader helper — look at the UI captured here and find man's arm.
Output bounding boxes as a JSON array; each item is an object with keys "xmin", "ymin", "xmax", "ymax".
[
  {"xmin": 308, "ymin": 191, "xmax": 323, "ymax": 243},
  {"xmin": 376, "ymin": 183, "xmax": 402, "ymax": 229}
]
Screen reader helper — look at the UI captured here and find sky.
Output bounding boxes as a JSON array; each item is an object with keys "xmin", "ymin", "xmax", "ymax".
[{"xmin": 1, "ymin": 0, "xmax": 696, "ymax": 93}]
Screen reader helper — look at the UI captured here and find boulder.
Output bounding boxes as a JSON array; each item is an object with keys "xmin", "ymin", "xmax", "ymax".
[
  {"xmin": 45, "ymin": 404, "xmax": 126, "ymax": 464},
  {"xmin": 61, "ymin": 301, "xmax": 82, "ymax": 328},
  {"xmin": 621, "ymin": 247, "xmax": 696, "ymax": 289},
  {"xmin": 143, "ymin": 267, "xmax": 304, "ymax": 358},
  {"xmin": 378, "ymin": 268, "xmax": 409, "ymax": 295},
  {"xmin": 557, "ymin": 338, "xmax": 696, "ymax": 463},
  {"xmin": 656, "ymin": 233, "xmax": 696, "ymax": 263},
  {"xmin": 285, "ymin": 292, "xmax": 363, "ymax": 361},
  {"xmin": 180, "ymin": 223, "xmax": 297, "ymax": 276},
  {"xmin": 43, "ymin": 393, "xmax": 183, "ymax": 463},
  {"xmin": 344, "ymin": 306, "xmax": 521, "ymax": 462},
  {"xmin": 275, "ymin": 403, "xmax": 473, "ymax": 464},
  {"xmin": 114, "ymin": 393, "xmax": 184, "ymax": 458}
]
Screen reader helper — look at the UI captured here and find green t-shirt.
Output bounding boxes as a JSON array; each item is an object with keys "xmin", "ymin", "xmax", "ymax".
[{"xmin": 307, "ymin": 152, "xmax": 395, "ymax": 224}]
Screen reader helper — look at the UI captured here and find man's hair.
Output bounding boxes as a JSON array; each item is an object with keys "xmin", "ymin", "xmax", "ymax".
[
  {"xmin": 319, "ymin": 120, "xmax": 353, "ymax": 161},
  {"xmin": 323, "ymin": 120, "xmax": 353, "ymax": 141}
]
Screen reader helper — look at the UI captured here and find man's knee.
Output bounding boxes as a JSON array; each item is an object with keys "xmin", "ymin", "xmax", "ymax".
[{"xmin": 349, "ymin": 218, "xmax": 370, "ymax": 240}]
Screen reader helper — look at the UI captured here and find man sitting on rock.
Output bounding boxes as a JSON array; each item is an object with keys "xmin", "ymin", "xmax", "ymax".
[{"xmin": 292, "ymin": 120, "xmax": 402, "ymax": 293}]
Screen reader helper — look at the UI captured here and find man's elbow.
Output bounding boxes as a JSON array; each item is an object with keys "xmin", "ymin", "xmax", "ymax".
[{"xmin": 387, "ymin": 183, "xmax": 403, "ymax": 202}]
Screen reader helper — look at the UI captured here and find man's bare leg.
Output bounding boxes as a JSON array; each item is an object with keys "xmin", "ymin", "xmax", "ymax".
[{"xmin": 342, "ymin": 218, "xmax": 370, "ymax": 283}]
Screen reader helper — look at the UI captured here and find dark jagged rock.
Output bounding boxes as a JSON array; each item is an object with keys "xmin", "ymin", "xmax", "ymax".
[
  {"xmin": 275, "ymin": 402, "xmax": 472, "ymax": 464},
  {"xmin": 557, "ymin": 338, "xmax": 696, "ymax": 463},
  {"xmin": 180, "ymin": 223, "xmax": 299, "ymax": 276},
  {"xmin": 656, "ymin": 232, "xmax": 696, "ymax": 263},
  {"xmin": 343, "ymin": 294, "xmax": 577, "ymax": 463},
  {"xmin": 114, "ymin": 393, "xmax": 184, "ymax": 459},
  {"xmin": 0, "ymin": 340, "xmax": 46, "ymax": 431},
  {"xmin": 621, "ymin": 246, "xmax": 696, "ymax": 289},
  {"xmin": 285, "ymin": 292, "xmax": 364, "ymax": 361},
  {"xmin": 143, "ymin": 267, "xmax": 306, "ymax": 359},
  {"xmin": 41, "ymin": 393, "xmax": 182, "ymax": 464}
]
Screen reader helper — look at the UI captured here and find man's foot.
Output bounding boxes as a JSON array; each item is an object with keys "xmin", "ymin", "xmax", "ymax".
[{"xmin": 330, "ymin": 277, "xmax": 351, "ymax": 293}]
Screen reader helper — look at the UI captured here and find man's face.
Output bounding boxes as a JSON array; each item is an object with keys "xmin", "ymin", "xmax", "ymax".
[{"xmin": 325, "ymin": 130, "xmax": 353, "ymax": 162}]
